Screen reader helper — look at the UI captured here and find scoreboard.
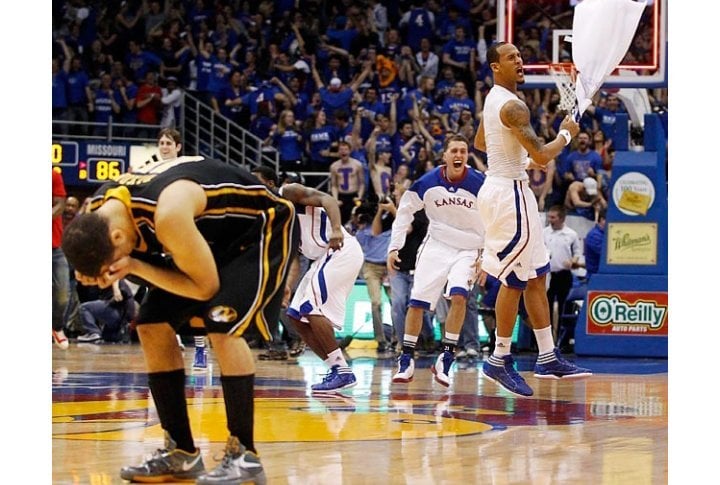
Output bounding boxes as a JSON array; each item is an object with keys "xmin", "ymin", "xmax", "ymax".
[{"xmin": 51, "ymin": 141, "xmax": 130, "ymax": 186}]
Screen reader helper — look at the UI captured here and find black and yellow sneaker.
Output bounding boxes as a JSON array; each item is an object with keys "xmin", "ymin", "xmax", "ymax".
[{"xmin": 120, "ymin": 431, "xmax": 205, "ymax": 483}]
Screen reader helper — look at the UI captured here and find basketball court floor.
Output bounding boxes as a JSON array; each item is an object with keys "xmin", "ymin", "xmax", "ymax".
[{"xmin": 52, "ymin": 343, "xmax": 667, "ymax": 484}]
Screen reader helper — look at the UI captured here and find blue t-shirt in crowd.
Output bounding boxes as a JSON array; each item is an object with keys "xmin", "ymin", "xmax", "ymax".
[
  {"xmin": 93, "ymin": 88, "xmax": 120, "ymax": 123},
  {"xmin": 319, "ymin": 88, "xmax": 353, "ymax": 119},
  {"xmin": 67, "ymin": 69, "xmax": 90, "ymax": 104},
  {"xmin": 359, "ymin": 100, "xmax": 387, "ymax": 141},
  {"xmin": 121, "ymin": 83, "xmax": 139, "ymax": 123},
  {"xmin": 401, "ymin": 89, "xmax": 435, "ymax": 123},
  {"xmin": 53, "ymin": 70, "xmax": 69, "ymax": 109},
  {"xmin": 250, "ymin": 116, "xmax": 274, "ymax": 140},
  {"xmin": 440, "ymin": 96, "xmax": 475, "ymax": 125},
  {"xmin": 404, "ymin": 8, "xmax": 435, "ymax": 52},
  {"xmin": 307, "ymin": 125, "xmax": 337, "ymax": 165},
  {"xmin": 564, "ymin": 150, "xmax": 603, "ymax": 181},
  {"xmin": 442, "ymin": 38, "xmax": 475, "ymax": 65},
  {"xmin": 326, "ymin": 28, "xmax": 357, "ymax": 52},
  {"xmin": 126, "ymin": 50, "xmax": 161, "ymax": 83},
  {"xmin": 195, "ymin": 54, "xmax": 216, "ymax": 92},
  {"xmin": 273, "ymin": 129, "xmax": 304, "ymax": 163},
  {"xmin": 219, "ymin": 86, "xmax": 250, "ymax": 120},
  {"xmin": 584, "ymin": 224, "xmax": 605, "ymax": 276},
  {"xmin": 208, "ymin": 60, "xmax": 233, "ymax": 96}
]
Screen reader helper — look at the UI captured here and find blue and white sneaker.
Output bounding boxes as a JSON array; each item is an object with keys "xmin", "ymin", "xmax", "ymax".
[
  {"xmin": 311, "ymin": 365, "xmax": 357, "ymax": 393},
  {"xmin": 392, "ymin": 353, "xmax": 415, "ymax": 383},
  {"xmin": 431, "ymin": 351, "xmax": 455, "ymax": 387},
  {"xmin": 534, "ymin": 349, "xmax": 593, "ymax": 379},
  {"xmin": 481, "ymin": 354, "xmax": 534, "ymax": 397}
]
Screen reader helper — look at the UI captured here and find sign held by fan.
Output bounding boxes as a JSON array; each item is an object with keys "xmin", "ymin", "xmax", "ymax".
[{"xmin": 551, "ymin": 0, "xmax": 647, "ymax": 120}]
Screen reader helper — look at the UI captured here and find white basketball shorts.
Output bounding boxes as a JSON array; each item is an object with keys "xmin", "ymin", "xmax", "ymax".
[
  {"xmin": 287, "ymin": 236, "xmax": 363, "ymax": 330},
  {"xmin": 477, "ymin": 176, "xmax": 550, "ymax": 289},
  {"xmin": 409, "ymin": 236, "xmax": 481, "ymax": 311}
]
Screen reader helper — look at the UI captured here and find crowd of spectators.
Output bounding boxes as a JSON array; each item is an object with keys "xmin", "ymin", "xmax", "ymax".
[{"xmin": 52, "ymin": 0, "xmax": 667, "ymax": 213}]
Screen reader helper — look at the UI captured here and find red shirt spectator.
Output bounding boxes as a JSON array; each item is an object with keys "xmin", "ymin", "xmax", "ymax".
[
  {"xmin": 52, "ymin": 169, "xmax": 67, "ymax": 249},
  {"xmin": 136, "ymin": 72, "xmax": 163, "ymax": 125}
]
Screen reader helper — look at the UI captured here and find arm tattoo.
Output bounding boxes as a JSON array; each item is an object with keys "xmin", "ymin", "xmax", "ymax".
[{"xmin": 504, "ymin": 101, "xmax": 544, "ymax": 152}]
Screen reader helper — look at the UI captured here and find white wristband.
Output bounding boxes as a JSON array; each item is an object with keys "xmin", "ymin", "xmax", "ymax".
[{"xmin": 558, "ymin": 129, "xmax": 572, "ymax": 146}]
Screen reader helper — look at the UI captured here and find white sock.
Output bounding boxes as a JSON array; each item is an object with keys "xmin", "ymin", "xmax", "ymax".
[
  {"xmin": 402, "ymin": 333, "xmax": 419, "ymax": 349},
  {"xmin": 194, "ymin": 336, "xmax": 205, "ymax": 348},
  {"xmin": 534, "ymin": 326, "xmax": 556, "ymax": 356},
  {"xmin": 327, "ymin": 348, "xmax": 349, "ymax": 368},
  {"xmin": 443, "ymin": 332, "xmax": 459, "ymax": 345},
  {"xmin": 493, "ymin": 331, "xmax": 513, "ymax": 358}
]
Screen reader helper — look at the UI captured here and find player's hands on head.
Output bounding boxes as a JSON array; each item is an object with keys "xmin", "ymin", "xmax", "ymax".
[
  {"xmin": 105, "ymin": 256, "xmax": 135, "ymax": 285},
  {"xmin": 75, "ymin": 270, "xmax": 102, "ymax": 288},
  {"xmin": 75, "ymin": 258, "xmax": 129, "ymax": 289}
]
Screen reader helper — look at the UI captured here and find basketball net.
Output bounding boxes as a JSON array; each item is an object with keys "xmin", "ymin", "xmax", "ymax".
[{"xmin": 549, "ymin": 63, "xmax": 578, "ymax": 118}]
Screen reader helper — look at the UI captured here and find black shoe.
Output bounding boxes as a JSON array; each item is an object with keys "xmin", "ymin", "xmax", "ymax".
[{"xmin": 259, "ymin": 349, "xmax": 288, "ymax": 361}]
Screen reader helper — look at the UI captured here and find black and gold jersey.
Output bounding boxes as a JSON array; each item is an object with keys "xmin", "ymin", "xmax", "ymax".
[{"xmin": 86, "ymin": 157, "xmax": 295, "ymax": 261}]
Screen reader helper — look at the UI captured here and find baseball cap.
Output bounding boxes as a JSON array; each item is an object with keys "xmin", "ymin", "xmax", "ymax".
[
  {"xmin": 330, "ymin": 77, "xmax": 342, "ymax": 88},
  {"xmin": 293, "ymin": 60, "xmax": 310, "ymax": 73},
  {"xmin": 583, "ymin": 177, "xmax": 598, "ymax": 196},
  {"xmin": 377, "ymin": 146, "xmax": 391, "ymax": 154}
]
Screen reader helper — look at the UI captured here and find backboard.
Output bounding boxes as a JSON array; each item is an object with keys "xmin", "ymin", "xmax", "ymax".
[{"xmin": 497, "ymin": 0, "xmax": 667, "ymax": 89}]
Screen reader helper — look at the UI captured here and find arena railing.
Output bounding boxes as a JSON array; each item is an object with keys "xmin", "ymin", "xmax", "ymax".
[{"xmin": 51, "ymin": 91, "xmax": 279, "ymax": 174}]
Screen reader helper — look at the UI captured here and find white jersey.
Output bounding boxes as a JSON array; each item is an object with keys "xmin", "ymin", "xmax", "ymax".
[
  {"xmin": 278, "ymin": 188, "xmax": 362, "ymax": 328},
  {"xmin": 389, "ymin": 165, "xmax": 485, "ymax": 253},
  {"xmin": 280, "ymin": 188, "xmax": 353, "ymax": 261},
  {"xmin": 483, "ymin": 85, "xmax": 529, "ymax": 180}
]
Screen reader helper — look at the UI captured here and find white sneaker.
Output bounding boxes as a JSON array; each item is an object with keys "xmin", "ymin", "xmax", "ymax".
[
  {"xmin": 52, "ymin": 329, "xmax": 69, "ymax": 350},
  {"xmin": 431, "ymin": 351, "xmax": 454, "ymax": 387},
  {"xmin": 466, "ymin": 348, "xmax": 480, "ymax": 358},
  {"xmin": 78, "ymin": 333, "xmax": 101, "ymax": 343},
  {"xmin": 392, "ymin": 353, "xmax": 415, "ymax": 383}
]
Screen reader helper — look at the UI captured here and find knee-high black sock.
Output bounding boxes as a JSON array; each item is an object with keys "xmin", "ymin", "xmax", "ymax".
[
  {"xmin": 221, "ymin": 374, "xmax": 256, "ymax": 454},
  {"xmin": 147, "ymin": 369, "xmax": 195, "ymax": 453}
]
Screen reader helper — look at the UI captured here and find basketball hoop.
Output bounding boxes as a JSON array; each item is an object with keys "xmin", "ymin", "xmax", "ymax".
[{"xmin": 549, "ymin": 62, "xmax": 578, "ymax": 117}]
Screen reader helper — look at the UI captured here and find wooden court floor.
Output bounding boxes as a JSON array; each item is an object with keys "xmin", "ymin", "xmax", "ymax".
[{"xmin": 52, "ymin": 342, "xmax": 668, "ymax": 484}]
